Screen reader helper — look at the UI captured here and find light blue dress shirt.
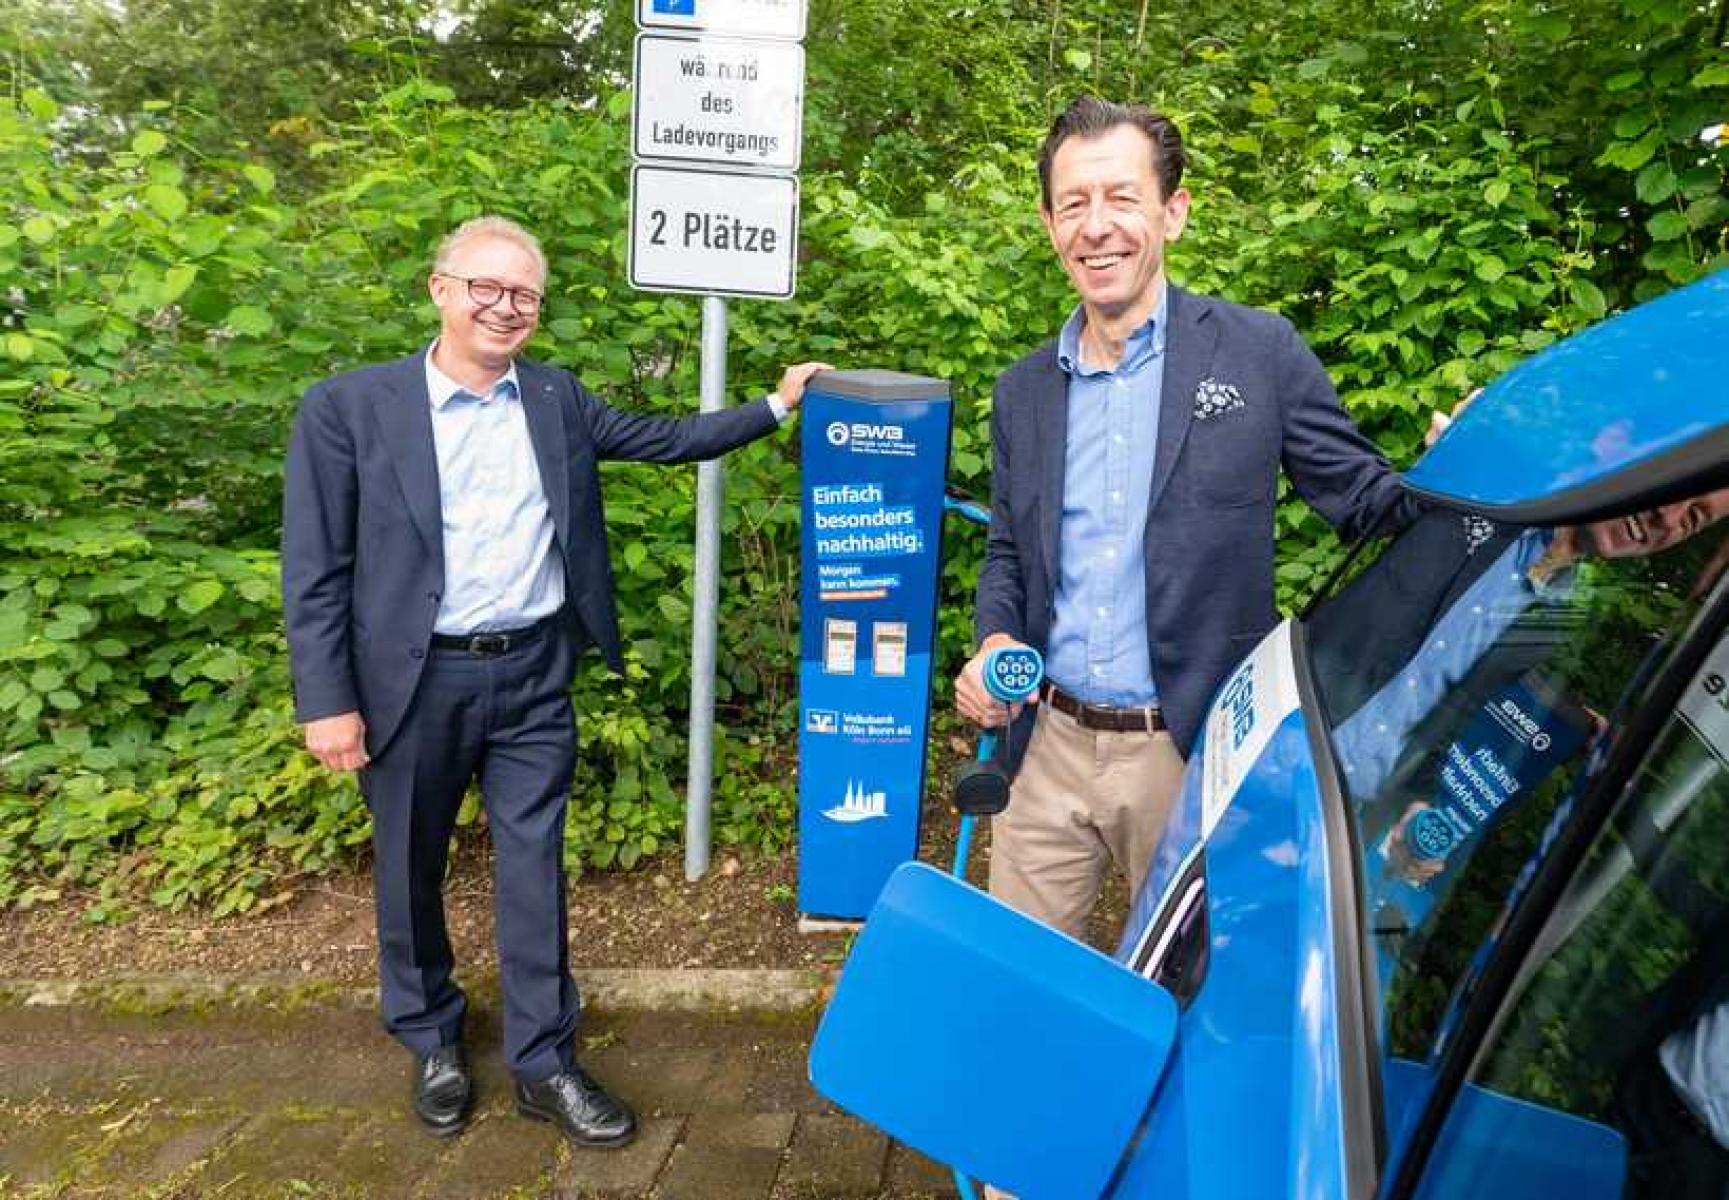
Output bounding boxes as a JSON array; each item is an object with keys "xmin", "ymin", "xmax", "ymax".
[
  {"xmin": 1045, "ymin": 287, "xmax": 1167, "ymax": 707},
  {"xmin": 424, "ymin": 345, "xmax": 565, "ymax": 635}
]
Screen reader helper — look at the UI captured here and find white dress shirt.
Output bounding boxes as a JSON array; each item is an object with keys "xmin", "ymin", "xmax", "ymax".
[{"xmin": 424, "ymin": 345, "xmax": 565, "ymax": 635}]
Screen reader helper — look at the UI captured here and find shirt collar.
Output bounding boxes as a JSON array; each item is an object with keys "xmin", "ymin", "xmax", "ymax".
[
  {"xmin": 1056, "ymin": 279, "xmax": 1168, "ymax": 378},
  {"xmin": 424, "ymin": 341, "xmax": 520, "ymax": 410}
]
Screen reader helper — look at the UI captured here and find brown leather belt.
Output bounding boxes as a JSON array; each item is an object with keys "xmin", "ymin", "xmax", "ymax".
[{"xmin": 1041, "ymin": 682, "xmax": 1166, "ymax": 734}]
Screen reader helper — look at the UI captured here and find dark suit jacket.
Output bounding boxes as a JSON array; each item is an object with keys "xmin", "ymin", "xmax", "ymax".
[
  {"xmin": 976, "ymin": 284, "xmax": 1410, "ymax": 764},
  {"xmin": 282, "ymin": 352, "xmax": 778, "ymax": 757}
]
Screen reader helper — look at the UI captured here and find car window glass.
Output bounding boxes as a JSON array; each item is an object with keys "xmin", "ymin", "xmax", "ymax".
[
  {"xmin": 1303, "ymin": 489, "xmax": 1729, "ymax": 1141},
  {"xmin": 1411, "ymin": 628, "xmax": 1728, "ymax": 1198}
]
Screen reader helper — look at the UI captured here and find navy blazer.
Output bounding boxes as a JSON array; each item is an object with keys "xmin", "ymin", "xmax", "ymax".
[
  {"xmin": 975, "ymin": 284, "xmax": 1410, "ymax": 764},
  {"xmin": 282, "ymin": 352, "xmax": 778, "ymax": 756}
]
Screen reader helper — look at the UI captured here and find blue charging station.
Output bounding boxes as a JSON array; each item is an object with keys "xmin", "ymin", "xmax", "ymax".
[{"xmin": 797, "ymin": 370, "xmax": 952, "ymax": 920}]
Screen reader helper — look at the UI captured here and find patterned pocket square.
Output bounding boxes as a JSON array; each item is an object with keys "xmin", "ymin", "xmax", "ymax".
[{"xmin": 1193, "ymin": 378, "xmax": 1245, "ymax": 420}]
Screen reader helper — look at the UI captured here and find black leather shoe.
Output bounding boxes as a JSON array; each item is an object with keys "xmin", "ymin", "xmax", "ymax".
[
  {"xmin": 412, "ymin": 1044, "xmax": 472, "ymax": 1136},
  {"xmin": 516, "ymin": 1065, "xmax": 636, "ymax": 1147}
]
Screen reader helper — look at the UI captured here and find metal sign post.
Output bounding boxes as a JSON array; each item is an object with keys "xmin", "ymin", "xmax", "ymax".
[{"xmin": 630, "ymin": 0, "xmax": 807, "ymax": 880}]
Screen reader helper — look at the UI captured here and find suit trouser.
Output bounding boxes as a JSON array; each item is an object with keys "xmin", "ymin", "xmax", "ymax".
[
  {"xmin": 988, "ymin": 703, "xmax": 1185, "ymax": 940},
  {"xmin": 359, "ymin": 621, "xmax": 579, "ymax": 1082}
]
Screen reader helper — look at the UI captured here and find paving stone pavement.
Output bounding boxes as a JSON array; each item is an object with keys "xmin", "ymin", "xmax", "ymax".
[{"xmin": 0, "ymin": 994, "xmax": 958, "ymax": 1199}]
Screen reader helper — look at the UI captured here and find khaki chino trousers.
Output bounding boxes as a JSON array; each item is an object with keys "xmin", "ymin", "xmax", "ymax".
[{"xmin": 987, "ymin": 701, "xmax": 1186, "ymax": 941}]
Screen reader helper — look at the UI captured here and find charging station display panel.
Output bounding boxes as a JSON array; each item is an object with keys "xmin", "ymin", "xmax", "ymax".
[{"xmin": 798, "ymin": 372, "xmax": 951, "ymax": 919}]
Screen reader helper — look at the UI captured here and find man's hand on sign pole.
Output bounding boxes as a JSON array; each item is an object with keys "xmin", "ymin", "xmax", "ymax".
[
  {"xmin": 956, "ymin": 633, "xmax": 1040, "ymax": 730},
  {"xmin": 777, "ymin": 361, "xmax": 833, "ymax": 412}
]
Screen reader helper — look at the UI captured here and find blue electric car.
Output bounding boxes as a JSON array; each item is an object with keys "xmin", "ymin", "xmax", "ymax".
[{"xmin": 810, "ymin": 270, "xmax": 1729, "ymax": 1199}]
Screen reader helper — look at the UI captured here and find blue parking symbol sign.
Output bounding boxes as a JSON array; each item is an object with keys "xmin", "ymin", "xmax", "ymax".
[{"xmin": 652, "ymin": 0, "xmax": 696, "ymax": 13}]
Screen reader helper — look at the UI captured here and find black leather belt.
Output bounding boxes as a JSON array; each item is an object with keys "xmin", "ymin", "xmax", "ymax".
[
  {"xmin": 1042, "ymin": 681, "xmax": 1167, "ymax": 734},
  {"xmin": 429, "ymin": 615, "xmax": 554, "ymax": 657}
]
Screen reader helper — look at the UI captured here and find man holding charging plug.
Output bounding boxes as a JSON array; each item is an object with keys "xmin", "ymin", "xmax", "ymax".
[{"xmin": 957, "ymin": 98, "xmax": 1418, "ymax": 944}]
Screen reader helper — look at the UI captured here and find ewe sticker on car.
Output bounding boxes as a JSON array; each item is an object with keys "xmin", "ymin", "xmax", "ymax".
[{"xmin": 1201, "ymin": 621, "xmax": 1300, "ymax": 839}]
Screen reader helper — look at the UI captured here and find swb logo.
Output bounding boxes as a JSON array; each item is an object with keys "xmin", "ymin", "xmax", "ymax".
[{"xmin": 826, "ymin": 421, "xmax": 906, "ymax": 447}]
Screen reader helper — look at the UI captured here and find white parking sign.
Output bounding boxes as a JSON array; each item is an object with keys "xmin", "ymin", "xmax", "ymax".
[
  {"xmin": 628, "ymin": 165, "xmax": 799, "ymax": 299},
  {"xmin": 632, "ymin": 34, "xmax": 804, "ymax": 172}
]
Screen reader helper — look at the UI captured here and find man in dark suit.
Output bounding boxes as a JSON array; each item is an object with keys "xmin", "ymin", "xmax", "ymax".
[
  {"xmin": 954, "ymin": 98, "xmax": 1411, "ymax": 942},
  {"xmin": 282, "ymin": 215, "xmax": 825, "ymax": 1145}
]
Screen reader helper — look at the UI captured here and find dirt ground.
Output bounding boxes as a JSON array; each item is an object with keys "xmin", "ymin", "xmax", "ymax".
[{"xmin": 0, "ymin": 815, "xmax": 1130, "ymax": 984}]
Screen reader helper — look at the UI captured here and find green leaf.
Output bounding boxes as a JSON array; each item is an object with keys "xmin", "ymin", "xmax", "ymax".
[
  {"xmin": 5, "ymin": 333, "xmax": 35, "ymax": 362},
  {"xmin": 1692, "ymin": 63, "xmax": 1729, "ymax": 89},
  {"xmin": 1635, "ymin": 162, "xmax": 1677, "ymax": 206},
  {"xmin": 1483, "ymin": 179, "xmax": 1510, "ymax": 207},
  {"xmin": 53, "ymin": 304, "xmax": 100, "ymax": 330},
  {"xmin": 1680, "ymin": 167, "xmax": 1723, "ymax": 202},
  {"xmin": 1647, "ymin": 210, "xmax": 1688, "ymax": 242},
  {"xmin": 1608, "ymin": 131, "xmax": 1663, "ymax": 171},
  {"xmin": 241, "ymin": 164, "xmax": 276, "ymax": 195},
  {"xmin": 177, "ymin": 580, "xmax": 225, "ymax": 614},
  {"xmin": 48, "ymin": 689, "xmax": 81, "ymax": 711},
  {"xmin": 1527, "ymin": 13, "xmax": 1570, "ymax": 40},
  {"xmin": 1611, "ymin": 110, "xmax": 1651, "ymax": 140},
  {"xmin": 132, "ymin": 129, "xmax": 168, "ymax": 157},
  {"xmin": 1568, "ymin": 278, "xmax": 1608, "ymax": 320},
  {"xmin": 1473, "ymin": 254, "xmax": 1508, "ymax": 283},
  {"xmin": 1604, "ymin": 70, "xmax": 1643, "ymax": 92},
  {"xmin": 22, "ymin": 88, "xmax": 59, "ymax": 121},
  {"xmin": 1062, "ymin": 48, "xmax": 1093, "ymax": 71},
  {"xmin": 161, "ymin": 264, "xmax": 198, "ymax": 304},
  {"xmin": 1684, "ymin": 195, "xmax": 1726, "ymax": 232},
  {"xmin": 22, "ymin": 215, "xmax": 55, "ymax": 245},
  {"xmin": 537, "ymin": 163, "xmax": 574, "ymax": 189},
  {"xmin": 225, "ymin": 305, "xmax": 275, "ymax": 336},
  {"xmin": 29, "ymin": 667, "xmax": 65, "ymax": 692},
  {"xmin": 144, "ymin": 183, "xmax": 189, "ymax": 221}
]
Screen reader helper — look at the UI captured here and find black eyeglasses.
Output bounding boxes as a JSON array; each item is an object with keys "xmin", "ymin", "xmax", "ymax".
[{"xmin": 438, "ymin": 274, "xmax": 544, "ymax": 316}]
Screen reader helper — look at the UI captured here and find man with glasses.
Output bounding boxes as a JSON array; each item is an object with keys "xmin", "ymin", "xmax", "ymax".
[{"xmin": 282, "ymin": 215, "xmax": 827, "ymax": 1148}]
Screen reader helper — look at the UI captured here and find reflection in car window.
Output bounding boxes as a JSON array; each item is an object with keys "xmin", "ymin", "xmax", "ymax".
[
  {"xmin": 1417, "ymin": 631, "xmax": 1728, "ymax": 1198},
  {"xmin": 1304, "ymin": 488, "xmax": 1729, "ymax": 1136}
]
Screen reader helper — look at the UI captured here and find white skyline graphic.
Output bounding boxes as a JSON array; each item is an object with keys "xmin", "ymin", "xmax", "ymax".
[{"xmin": 822, "ymin": 780, "xmax": 889, "ymax": 823}]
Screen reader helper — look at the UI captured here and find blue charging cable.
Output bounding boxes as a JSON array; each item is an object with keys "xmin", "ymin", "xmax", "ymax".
[{"xmin": 939, "ymin": 495, "xmax": 1044, "ymax": 1200}]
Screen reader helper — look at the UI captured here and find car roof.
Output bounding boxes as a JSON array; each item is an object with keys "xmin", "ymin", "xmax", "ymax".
[{"xmin": 1403, "ymin": 270, "xmax": 1729, "ymax": 523}]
